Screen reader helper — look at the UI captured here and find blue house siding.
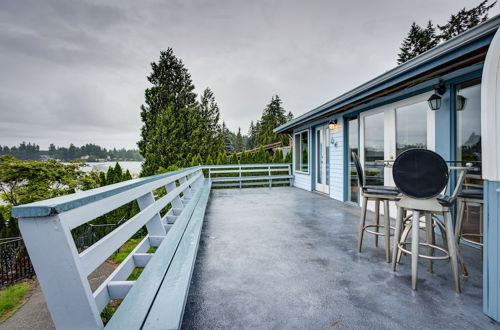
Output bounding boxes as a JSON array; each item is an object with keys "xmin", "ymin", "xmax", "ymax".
[{"xmin": 293, "ymin": 172, "xmax": 312, "ymax": 191}]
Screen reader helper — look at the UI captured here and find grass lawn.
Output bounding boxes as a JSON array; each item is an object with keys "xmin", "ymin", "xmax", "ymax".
[
  {"xmin": 110, "ymin": 237, "xmax": 155, "ymax": 264},
  {"xmin": 0, "ymin": 282, "xmax": 30, "ymax": 317},
  {"xmin": 102, "ymin": 236, "xmax": 154, "ymax": 324},
  {"xmin": 110, "ymin": 237, "xmax": 144, "ymax": 264}
]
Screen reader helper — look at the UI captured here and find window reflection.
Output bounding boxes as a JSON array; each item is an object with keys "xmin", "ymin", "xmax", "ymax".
[
  {"xmin": 364, "ymin": 112, "xmax": 384, "ymax": 186},
  {"xmin": 396, "ymin": 101, "xmax": 427, "ymax": 155}
]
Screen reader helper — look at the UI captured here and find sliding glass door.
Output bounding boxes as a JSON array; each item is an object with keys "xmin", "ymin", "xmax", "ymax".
[{"xmin": 358, "ymin": 92, "xmax": 435, "ymax": 207}]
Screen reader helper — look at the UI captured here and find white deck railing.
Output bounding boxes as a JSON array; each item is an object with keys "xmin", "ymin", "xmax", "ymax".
[
  {"xmin": 204, "ymin": 163, "xmax": 293, "ymax": 188},
  {"xmin": 12, "ymin": 167, "xmax": 204, "ymax": 329},
  {"xmin": 11, "ymin": 163, "xmax": 292, "ymax": 329}
]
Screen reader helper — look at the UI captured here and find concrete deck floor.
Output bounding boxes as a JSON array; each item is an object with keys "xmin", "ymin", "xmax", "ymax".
[{"xmin": 182, "ymin": 187, "xmax": 500, "ymax": 329}]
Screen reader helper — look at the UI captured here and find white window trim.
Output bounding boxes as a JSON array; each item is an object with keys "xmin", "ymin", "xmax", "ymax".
[{"xmin": 294, "ymin": 129, "xmax": 310, "ymax": 174}]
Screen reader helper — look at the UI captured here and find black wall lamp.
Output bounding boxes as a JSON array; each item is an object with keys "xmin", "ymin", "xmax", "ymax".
[
  {"xmin": 427, "ymin": 83, "xmax": 446, "ymax": 111},
  {"xmin": 328, "ymin": 119, "xmax": 338, "ymax": 130}
]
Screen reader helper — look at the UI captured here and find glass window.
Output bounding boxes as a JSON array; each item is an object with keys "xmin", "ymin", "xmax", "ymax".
[
  {"xmin": 364, "ymin": 112, "xmax": 384, "ymax": 186},
  {"xmin": 456, "ymin": 80, "xmax": 482, "ymax": 243},
  {"xmin": 294, "ymin": 130, "xmax": 309, "ymax": 173},
  {"xmin": 347, "ymin": 118, "xmax": 359, "ymax": 203},
  {"xmin": 396, "ymin": 101, "xmax": 427, "ymax": 156}
]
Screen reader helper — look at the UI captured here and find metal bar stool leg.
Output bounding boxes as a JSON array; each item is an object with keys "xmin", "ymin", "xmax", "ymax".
[
  {"xmin": 444, "ymin": 212, "xmax": 461, "ymax": 293},
  {"xmin": 374, "ymin": 199, "xmax": 380, "ymax": 247},
  {"xmin": 425, "ymin": 212, "xmax": 434, "ymax": 273},
  {"xmin": 392, "ymin": 207, "xmax": 403, "ymax": 271},
  {"xmin": 397, "ymin": 218, "xmax": 412, "ymax": 264},
  {"xmin": 455, "ymin": 200, "xmax": 465, "ymax": 243},
  {"xmin": 383, "ymin": 200, "xmax": 391, "ymax": 263},
  {"xmin": 454, "ymin": 200, "xmax": 469, "ymax": 276},
  {"xmin": 358, "ymin": 196, "xmax": 368, "ymax": 253},
  {"xmin": 411, "ymin": 210, "xmax": 420, "ymax": 290}
]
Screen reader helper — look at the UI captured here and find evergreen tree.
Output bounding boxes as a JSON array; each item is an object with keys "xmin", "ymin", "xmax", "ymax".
[
  {"xmin": 229, "ymin": 152, "xmax": 239, "ymax": 164},
  {"xmin": 273, "ymin": 149, "xmax": 284, "ymax": 163},
  {"xmin": 205, "ymin": 154, "xmax": 214, "ymax": 165},
  {"xmin": 397, "ymin": 21, "xmax": 438, "ymax": 64},
  {"xmin": 222, "ymin": 121, "xmax": 233, "ymax": 154},
  {"xmin": 255, "ymin": 95, "xmax": 290, "ymax": 146},
  {"xmin": 284, "ymin": 148, "xmax": 293, "ymax": 163},
  {"xmin": 196, "ymin": 88, "xmax": 225, "ymax": 159},
  {"xmin": 190, "ymin": 154, "xmax": 203, "ymax": 167},
  {"xmin": 216, "ymin": 152, "xmax": 227, "ymax": 165},
  {"xmin": 247, "ymin": 121, "xmax": 257, "ymax": 150},
  {"xmin": 138, "ymin": 48, "xmax": 198, "ymax": 176},
  {"xmin": 235, "ymin": 127, "xmax": 244, "ymax": 152},
  {"xmin": 397, "ymin": 1, "xmax": 496, "ymax": 64},
  {"xmin": 240, "ymin": 150, "xmax": 249, "ymax": 164},
  {"xmin": 438, "ymin": 0, "xmax": 496, "ymax": 41},
  {"xmin": 255, "ymin": 146, "xmax": 267, "ymax": 163}
]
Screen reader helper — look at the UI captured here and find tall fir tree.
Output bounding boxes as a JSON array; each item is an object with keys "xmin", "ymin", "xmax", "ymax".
[
  {"xmin": 235, "ymin": 127, "xmax": 244, "ymax": 152},
  {"xmin": 222, "ymin": 121, "xmax": 233, "ymax": 154},
  {"xmin": 196, "ymin": 88, "xmax": 225, "ymax": 159},
  {"xmin": 438, "ymin": 0, "xmax": 496, "ymax": 41},
  {"xmin": 397, "ymin": 21, "xmax": 438, "ymax": 64},
  {"xmin": 138, "ymin": 48, "xmax": 197, "ymax": 175},
  {"xmin": 397, "ymin": 1, "xmax": 496, "ymax": 64},
  {"xmin": 255, "ymin": 95, "xmax": 291, "ymax": 146},
  {"xmin": 247, "ymin": 121, "xmax": 257, "ymax": 150}
]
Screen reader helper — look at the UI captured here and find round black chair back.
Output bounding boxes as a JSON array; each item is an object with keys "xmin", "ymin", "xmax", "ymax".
[
  {"xmin": 392, "ymin": 149, "xmax": 448, "ymax": 199},
  {"xmin": 351, "ymin": 152, "xmax": 364, "ymax": 188}
]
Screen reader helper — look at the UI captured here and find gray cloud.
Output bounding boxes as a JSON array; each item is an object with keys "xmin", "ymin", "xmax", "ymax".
[{"xmin": 0, "ymin": 0, "xmax": 498, "ymax": 149}]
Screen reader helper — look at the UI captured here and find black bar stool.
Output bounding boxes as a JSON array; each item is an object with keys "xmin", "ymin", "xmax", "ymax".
[
  {"xmin": 352, "ymin": 152, "xmax": 399, "ymax": 262},
  {"xmin": 390, "ymin": 149, "xmax": 466, "ymax": 292}
]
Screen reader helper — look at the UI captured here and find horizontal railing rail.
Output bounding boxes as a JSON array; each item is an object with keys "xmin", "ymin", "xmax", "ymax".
[
  {"xmin": 203, "ymin": 163, "xmax": 293, "ymax": 188},
  {"xmin": 12, "ymin": 166, "xmax": 205, "ymax": 329}
]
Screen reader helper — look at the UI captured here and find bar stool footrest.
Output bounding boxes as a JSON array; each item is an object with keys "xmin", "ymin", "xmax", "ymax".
[
  {"xmin": 364, "ymin": 224, "xmax": 395, "ymax": 236},
  {"xmin": 398, "ymin": 242, "xmax": 450, "ymax": 260}
]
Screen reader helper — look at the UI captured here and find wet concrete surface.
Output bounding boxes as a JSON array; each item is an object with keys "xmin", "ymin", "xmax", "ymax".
[{"xmin": 182, "ymin": 187, "xmax": 499, "ymax": 329}]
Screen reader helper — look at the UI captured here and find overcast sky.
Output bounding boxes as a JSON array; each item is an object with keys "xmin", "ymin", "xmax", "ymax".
[{"xmin": 1, "ymin": 0, "xmax": 498, "ymax": 150}]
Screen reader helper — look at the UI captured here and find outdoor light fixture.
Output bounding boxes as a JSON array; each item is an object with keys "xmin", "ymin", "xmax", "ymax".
[
  {"xmin": 427, "ymin": 83, "xmax": 446, "ymax": 111},
  {"xmin": 456, "ymin": 94, "xmax": 467, "ymax": 111},
  {"xmin": 328, "ymin": 119, "xmax": 338, "ymax": 130}
]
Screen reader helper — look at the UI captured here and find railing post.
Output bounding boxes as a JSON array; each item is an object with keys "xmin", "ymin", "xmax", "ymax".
[
  {"xmin": 268, "ymin": 165, "xmax": 272, "ymax": 187},
  {"xmin": 239, "ymin": 166, "xmax": 242, "ymax": 189},
  {"xmin": 137, "ymin": 192, "xmax": 167, "ymax": 236},
  {"xmin": 179, "ymin": 175, "xmax": 193, "ymax": 199},
  {"xmin": 289, "ymin": 163, "xmax": 293, "ymax": 186},
  {"xmin": 18, "ymin": 215, "xmax": 103, "ymax": 329}
]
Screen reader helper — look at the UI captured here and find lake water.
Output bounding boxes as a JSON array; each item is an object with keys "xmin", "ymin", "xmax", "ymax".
[{"xmin": 79, "ymin": 161, "xmax": 143, "ymax": 176}]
